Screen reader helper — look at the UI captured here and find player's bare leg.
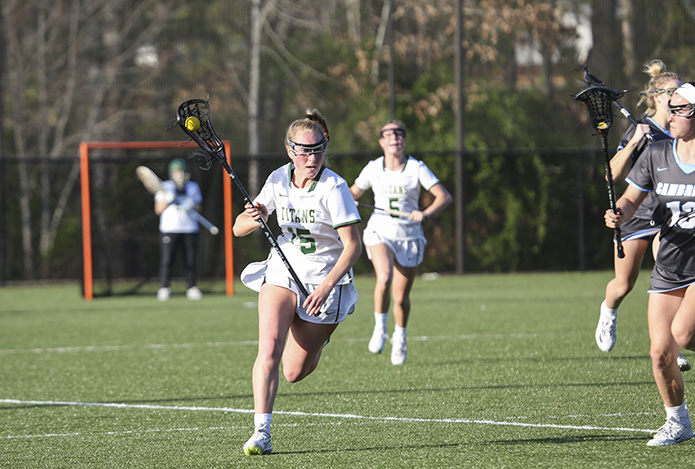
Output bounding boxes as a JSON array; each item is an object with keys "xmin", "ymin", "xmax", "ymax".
[
  {"xmin": 282, "ymin": 318, "xmax": 338, "ymax": 383},
  {"xmin": 596, "ymin": 238, "xmax": 649, "ymax": 352},
  {"xmin": 366, "ymin": 243, "xmax": 394, "ymax": 353},
  {"xmin": 390, "ymin": 263, "xmax": 416, "ymax": 365},
  {"xmin": 647, "ymin": 291, "xmax": 693, "ymax": 446},
  {"xmin": 244, "ymin": 284, "xmax": 295, "ymax": 455}
]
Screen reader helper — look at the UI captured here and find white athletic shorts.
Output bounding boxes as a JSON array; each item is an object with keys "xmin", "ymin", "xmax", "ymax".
[
  {"xmin": 240, "ymin": 259, "xmax": 358, "ymax": 325},
  {"xmin": 362, "ymin": 228, "xmax": 426, "ymax": 268}
]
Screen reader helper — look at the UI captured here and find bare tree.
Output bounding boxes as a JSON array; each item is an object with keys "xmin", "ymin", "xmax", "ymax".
[
  {"xmin": 2, "ymin": 0, "xmax": 182, "ymax": 278},
  {"xmin": 619, "ymin": 0, "xmax": 636, "ymax": 81},
  {"xmin": 248, "ymin": 0, "xmax": 277, "ymax": 195}
]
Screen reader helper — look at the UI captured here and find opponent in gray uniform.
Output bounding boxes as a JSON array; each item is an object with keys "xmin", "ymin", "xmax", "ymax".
[
  {"xmin": 596, "ymin": 60, "xmax": 684, "ymax": 359},
  {"xmin": 605, "ymin": 82, "xmax": 695, "ymax": 446}
]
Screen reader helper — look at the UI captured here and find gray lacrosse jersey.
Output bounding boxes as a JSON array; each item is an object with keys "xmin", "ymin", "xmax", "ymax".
[
  {"xmin": 626, "ymin": 139, "xmax": 695, "ymax": 277},
  {"xmin": 618, "ymin": 117, "xmax": 671, "ymax": 223}
]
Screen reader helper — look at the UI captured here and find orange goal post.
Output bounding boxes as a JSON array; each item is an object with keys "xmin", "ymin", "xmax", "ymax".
[{"xmin": 79, "ymin": 140, "xmax": 234, "ymax": 300}]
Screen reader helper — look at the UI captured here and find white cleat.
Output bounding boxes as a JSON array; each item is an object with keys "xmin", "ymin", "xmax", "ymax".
[
  {"xmin": 186, "ymin": 286, "xmax": 203, "ymax": 301},
  {"xmin": 368, "ymin": 327, "xmax": 388, "ymax": 354},
  {"xmin": 391, "ymin": 334, "xmax": 407, "ymax": 365},
  {"xmin": 595, "ymin": 310, "xmax": 617, "ymax": 352},
  {"xmin": 243, "ymin": 431, "xmax": 272, "ymax": 455},
  {"xmin": 678, "ymin": 353, "xmax": 692, "ymax": 372},
  {"xmin": 647, "ymin": 417, "xmax": 694, "ymax": 446},
  {"xmin": 157, "ymin": 287, "xmax": 171, "ymax": 302}
]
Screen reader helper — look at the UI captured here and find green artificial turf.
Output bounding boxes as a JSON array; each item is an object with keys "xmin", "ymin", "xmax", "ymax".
[{"xmin": 1, "ymin": 272, "xmax": 691, "ymax": 467}]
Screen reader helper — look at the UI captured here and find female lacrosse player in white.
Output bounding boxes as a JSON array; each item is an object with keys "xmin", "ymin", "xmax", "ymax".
[
  {"xmin": 350, "ymin": 120, "xmax": 451, "ymax": 365},
  {"xmin": 233, "ymin": 110, "xmax": 361, "ymax": 456},
  {"xmin": 605, "ymin": 82, "xmax": 695, "ymax": 445},
  {"xmin": 596, "ymin": 60, "xmax": 691, "ymax": 370}
]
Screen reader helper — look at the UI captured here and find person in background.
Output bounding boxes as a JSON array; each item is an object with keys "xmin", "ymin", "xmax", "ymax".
[
  {"xmin": 155, "ymin": 158, "xmax": 203, "ymax": 301},
  {"xmin": 350, "ymin": 120, "xmax": 452, "ymax": 365},
  {"xmin": 233, "ymin": 109, "xmax": 361, "ymax": 456},
  {"xmin": 595, "ymin": 59, "xmax": 691, "ymax": 372},
  {"xmin": 604, "ymin": 82, "xmax": 695, "ymax": 446}
]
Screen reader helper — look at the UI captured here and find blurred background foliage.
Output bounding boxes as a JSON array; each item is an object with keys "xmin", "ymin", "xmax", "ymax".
[{"xmin": 2, "ymin": 0, "xmax": 695, "ymax": 287}]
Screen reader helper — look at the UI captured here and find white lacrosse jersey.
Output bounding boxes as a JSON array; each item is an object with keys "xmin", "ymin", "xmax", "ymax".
[
  {"xmin": 156, "ymin": 180, "xmax": 203, "ymax": 234},
  {"xmin": 353, "ymin": 156, "xmax": 440, "ymax": 240},
  {"xmin": 254, "ymin": 163, "xmax": 361, "ymax": 285}
]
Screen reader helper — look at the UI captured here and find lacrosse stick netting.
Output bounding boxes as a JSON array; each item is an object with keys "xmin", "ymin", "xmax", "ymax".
[
  {"xmin": 573, "ymin": 83, "xmax": 626, "ymax": 258},
  {"xmin": 175, "ymin": 98, "xmax": 310, "ymax": 297}
]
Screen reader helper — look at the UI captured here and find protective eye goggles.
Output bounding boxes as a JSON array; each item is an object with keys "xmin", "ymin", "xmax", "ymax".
[
  {"xmin": 286, "ymin": 137, "xmax": 328, "ymax": 156},
  {"xmin": 667, "ymin": 100, "xmax": 695, "ymax": 118},
  {"xmin": 380, "ymin": 128, "xmax": 406, "ymax": 139},
  {"xmin": 644, "ymin": 87, "xmax": 679, "ymax": 97}
]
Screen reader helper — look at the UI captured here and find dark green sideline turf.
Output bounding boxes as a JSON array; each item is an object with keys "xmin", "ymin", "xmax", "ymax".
[{"xmin": 1, "ymin": 272, "xmax": 692, "ymax": 467}]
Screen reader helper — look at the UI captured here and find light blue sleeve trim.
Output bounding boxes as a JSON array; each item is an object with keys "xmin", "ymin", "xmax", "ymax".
[{"xmin": 624, "ymin": 177, "xmax": 651, "ymax": 192}]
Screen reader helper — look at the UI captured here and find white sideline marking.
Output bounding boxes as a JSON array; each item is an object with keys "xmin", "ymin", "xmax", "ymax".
[
  {"xmin": 0, "ymin": 399, "xmax": 655, "ymax": 436},
  {"xmin": 0, "ymin": 333, "xmax": 537, "ymax": 355},
  {"xmin": 0, "ymin": 341, "xmax": 259, "ymax": 355},
  {"xmin": 0, "ymin": 422, "xmax": 319, "ymax": 440}
]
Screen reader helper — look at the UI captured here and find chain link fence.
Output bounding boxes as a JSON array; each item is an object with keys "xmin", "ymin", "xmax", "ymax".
[{"xmin": 0, "ymin": 146, "xmax": 628, "ymax": 290}]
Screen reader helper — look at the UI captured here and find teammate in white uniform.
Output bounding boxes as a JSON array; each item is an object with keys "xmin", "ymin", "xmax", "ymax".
[
  {"xmin": 154, "ymin": 159, "xmax": 203, "ymax": 301},
  {"xmin": 233, "ymin": 110, "xmax": 361, "ymax": 456},
  {"xmin": 351, "ymin": 120, "xmax": 452, "ymax": 365},
  {"xmin": 605, "ymin": 82, "xmax": 695, "ymax": 446}
]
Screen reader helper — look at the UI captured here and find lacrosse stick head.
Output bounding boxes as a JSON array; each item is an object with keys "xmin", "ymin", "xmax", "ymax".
[
  {"xmin": 573, "ymin": 85, "xmax": 624, "ymax": 135},
  {"xmin": 135, "ymin": 166, "xmax": 164, "ymax": 194},
  {"xmin": 176, "ymin": 98, "xmax": 226, "ymax": 166}
]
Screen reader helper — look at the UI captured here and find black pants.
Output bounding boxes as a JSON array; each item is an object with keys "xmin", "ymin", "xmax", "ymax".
[{"xmin": 159, "ymin": 232, "xmax": 199, "ymax": 289}]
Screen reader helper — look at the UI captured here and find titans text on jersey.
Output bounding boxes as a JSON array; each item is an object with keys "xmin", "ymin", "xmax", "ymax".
[
  {"xmin": 378, "ymin": 184, "xmax": 409, "ymax": 195},
  {"xmin": 279, "ymin": 206, "xmax": 317, "ymax": 224}
]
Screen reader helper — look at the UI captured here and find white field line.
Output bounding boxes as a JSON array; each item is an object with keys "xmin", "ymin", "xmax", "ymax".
[
  {"xmin": 0, "ymin": 334, "xmax": 537, "ymax": 355},
  {"xmin": 0, "ymin": 399, "xmax": 655, "ymax": 438},
  {"xmin": 0, "ymin": 421, "xmax": 323, "ymax": 440},
  {"xmin": 0, "ymin": 341, "xmax": 259, "ymax": 355}
]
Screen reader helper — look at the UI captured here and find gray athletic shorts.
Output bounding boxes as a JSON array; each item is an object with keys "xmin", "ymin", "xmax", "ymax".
[
  {"xmin": 619, "ymin": 216, "xmax": 659, "ymax": 242},
  {"xmin": 240, "ymin": 260, "xmax": 358, "ymax": 325},
  {"xmin": 648, "ymin": 263, "xmax": 695, "ymax": 293}
]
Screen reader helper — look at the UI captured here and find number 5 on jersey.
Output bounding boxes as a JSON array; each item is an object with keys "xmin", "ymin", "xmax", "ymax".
[{"xmin": 289, "ymin": 227, "xmax": 317, "ymax": 254}]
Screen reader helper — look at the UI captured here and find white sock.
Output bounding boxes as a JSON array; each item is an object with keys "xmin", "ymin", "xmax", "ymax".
[
  {"xmin": 254, "ymin": 413, "xmax": 272, "ymax": 434},
  {"xmin": 394, "ymin": 325, "xmax": 407, "ymax": 339},
  {"xmin": 375, "ymin": 312, "xmax": 388, "ymax": 332},
  {"xmin": 600, "ymin": 300, "xmax": 618, "ymax": 319},
  {"xmin": 666, "ymin": 403, "xmax": 689, "ymax": 423}
]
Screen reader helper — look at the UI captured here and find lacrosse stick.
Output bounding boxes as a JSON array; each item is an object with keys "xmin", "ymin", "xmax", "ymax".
[
  {"xmin": 580, "ymin": 66, "xmax": 655, "ymax": 140},
  {"xmin": 175, "ymin": 98, "xmax": 310, "ymax": 298},
  {"xmin": 612, "ymin": 100, "xmax": 653, "ymax": 142},
  {"xmin": 135, "ymin": 165, "xmax": 219, "ymax": 235},
  {"xmin": 573, "ymin": 66, "xmax": 626, "ymax": 258},
  {"xmin": 355, "ymin": 201, "xmax": 411, "ymax": 219}
]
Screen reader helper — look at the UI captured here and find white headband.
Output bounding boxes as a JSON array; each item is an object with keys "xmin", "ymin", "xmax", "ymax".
[{"xmin": 675, "ymin": 83, "xmax": 695, "ymax": 104}]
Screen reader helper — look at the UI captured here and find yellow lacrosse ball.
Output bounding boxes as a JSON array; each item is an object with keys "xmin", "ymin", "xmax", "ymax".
[{"xmin": 185, "ymin": 116, "xmax": 201, "ymax": 131}]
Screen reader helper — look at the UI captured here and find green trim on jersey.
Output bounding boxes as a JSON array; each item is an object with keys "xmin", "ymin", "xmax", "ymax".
[
  {"xmin": 287, "ymin": 165, "xmax": 325, "ymax": 192},
  {"xmin": 382, "ymin": 155, "xmax": 409, "ymax": 173},
  {"xmin": 333, "ymin": 219, "xmax": 361, "ymax": 229},
  {"xmin": 308, "ymin": 167, "xmax": 325, "ymax": 192}
]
